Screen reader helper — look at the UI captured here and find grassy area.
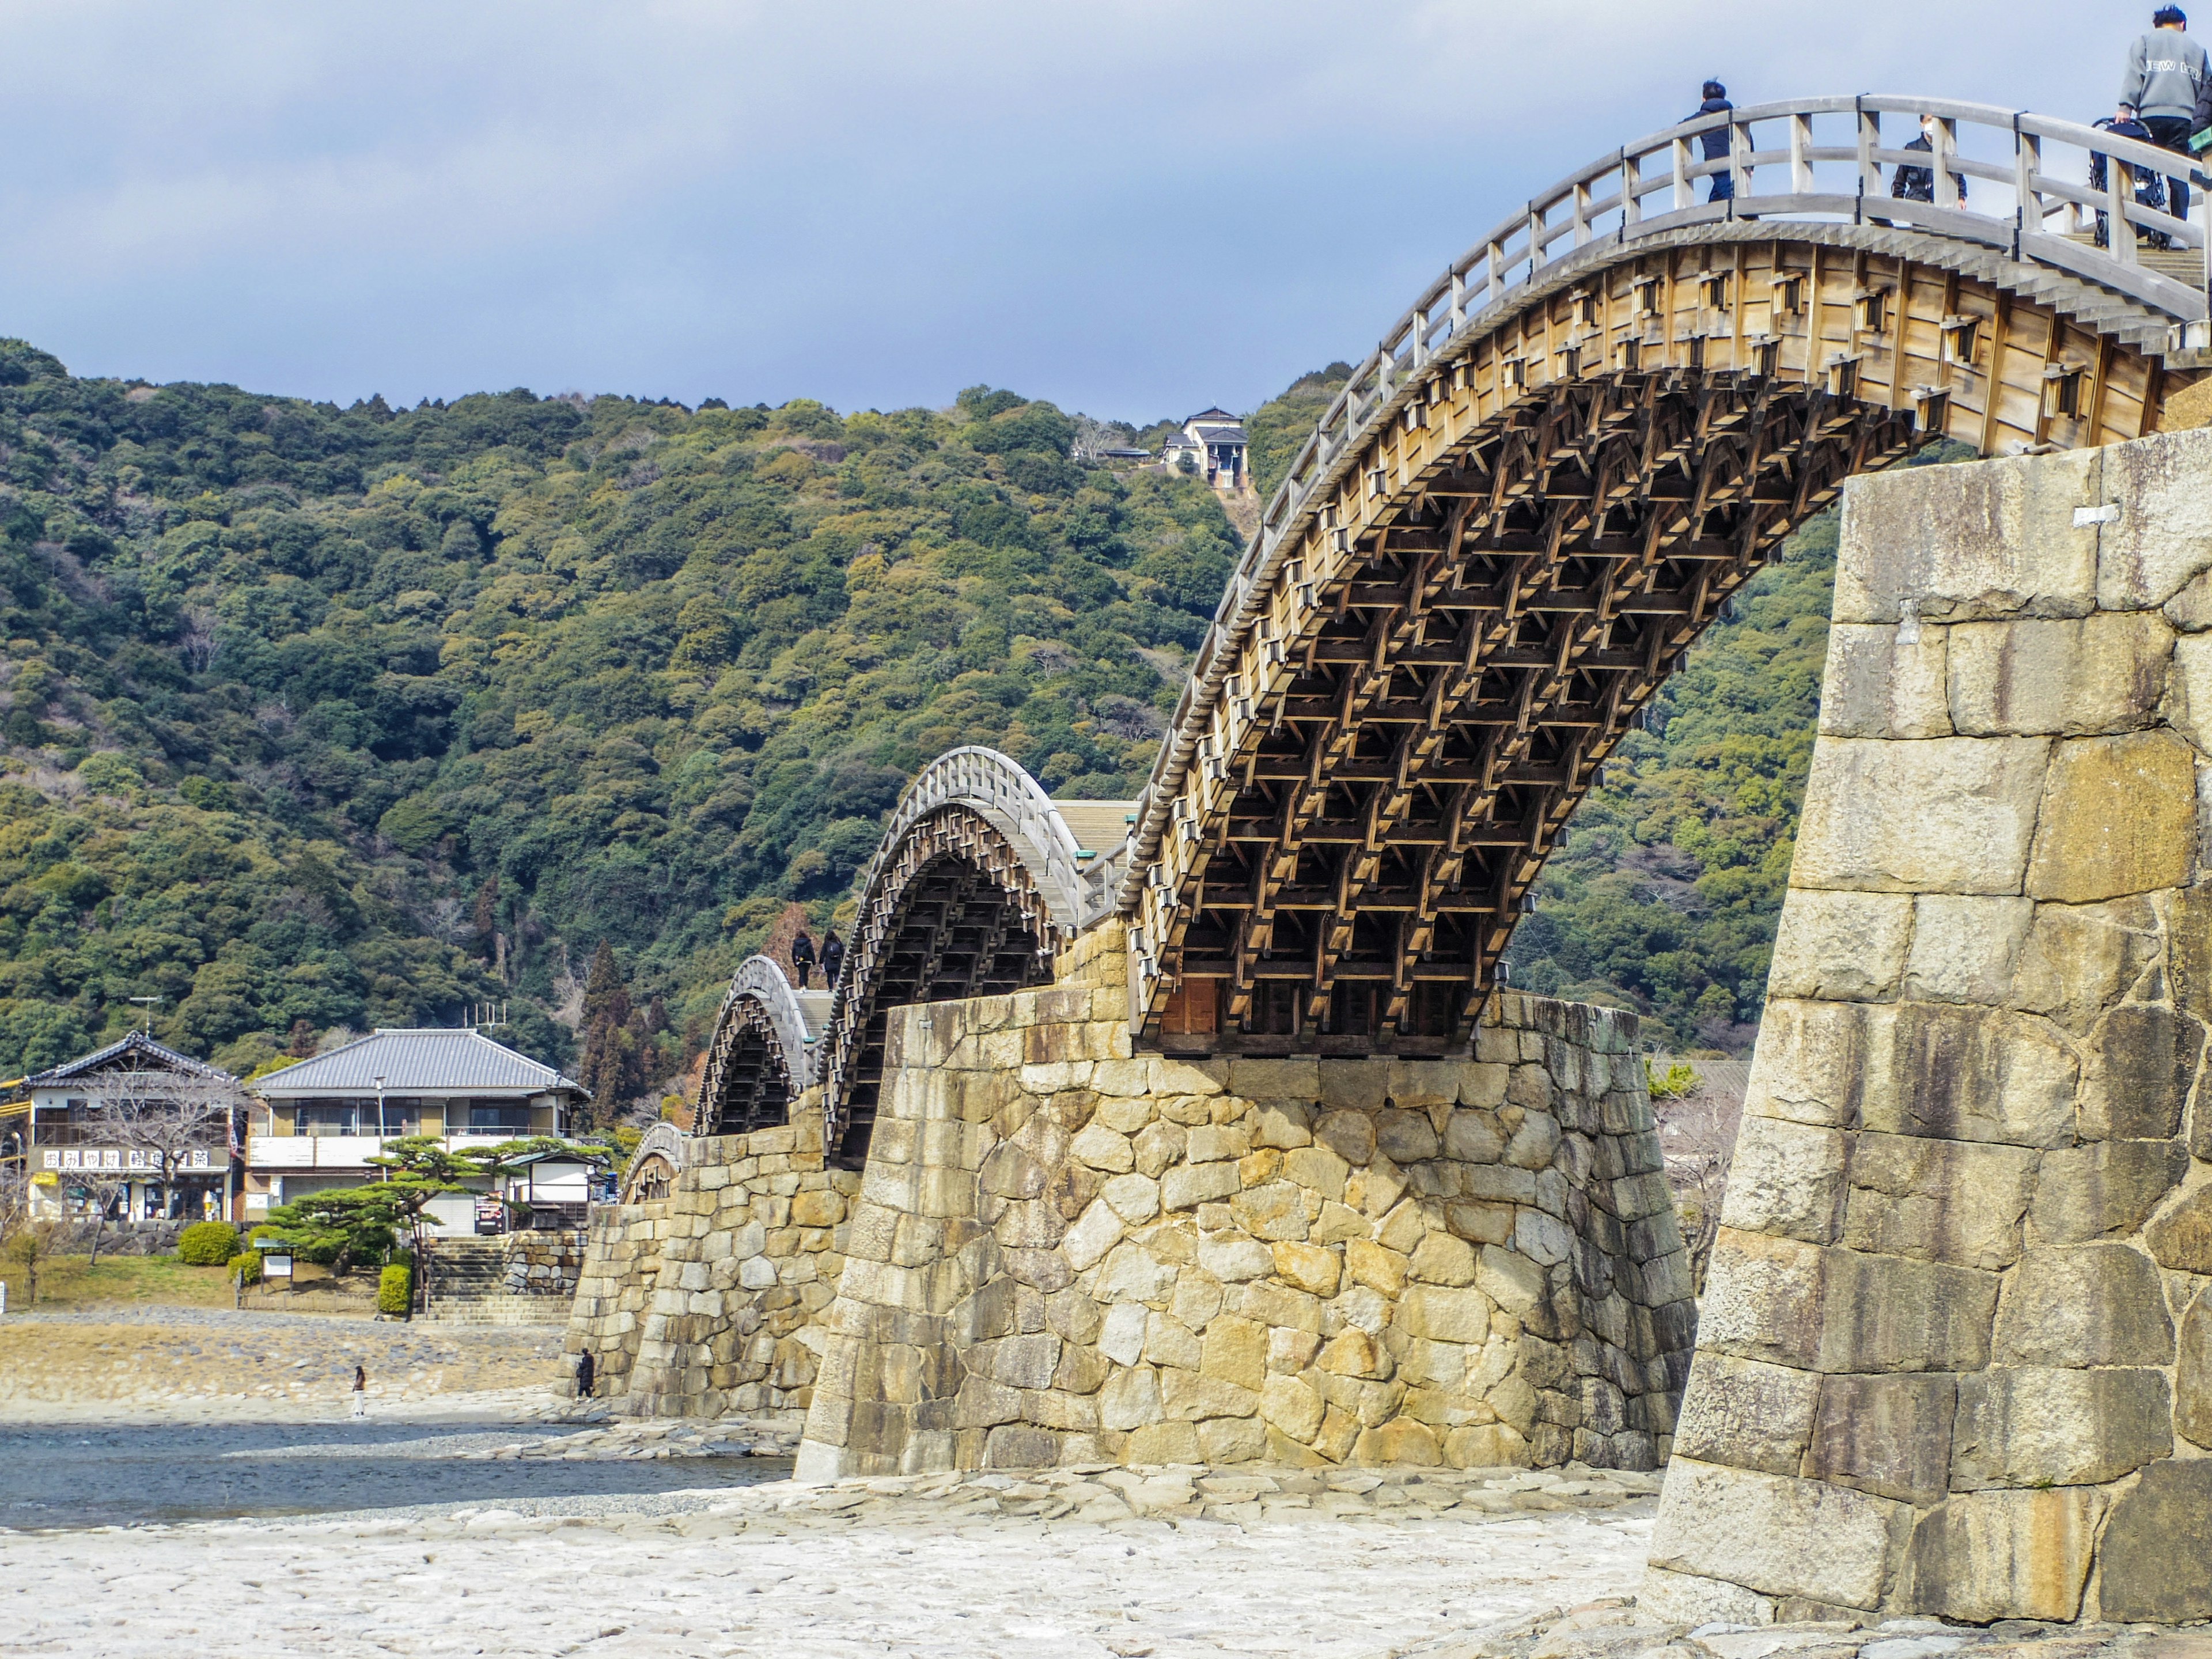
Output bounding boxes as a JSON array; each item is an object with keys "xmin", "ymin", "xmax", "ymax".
[{"xmin": 1, "ymin": 1252, "xmax": 247, "ymax": 1311}]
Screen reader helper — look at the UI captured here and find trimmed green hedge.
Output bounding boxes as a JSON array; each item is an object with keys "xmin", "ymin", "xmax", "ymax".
[
  {"xmin": 228, "ymin": 1252, "xmax": 262, "ymax": 1287},
  {"xmin": 177, "ymin": 1221, "xmax": 241, "ymax": 1265},
  {"xmin": 378, "ymin": 1263, "xmax": 412, "ymax": 1316}
]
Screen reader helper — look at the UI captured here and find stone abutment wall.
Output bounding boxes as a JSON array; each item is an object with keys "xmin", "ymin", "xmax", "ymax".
[
  {"xmin": 793, "ymin": 923, "xmax": 1695, "ymax": 1478},
  {"xmin": 565, "ymin": 1107, "xmax": 861, "ymax": 1416},
  {"xmin": 1647, "ymin": 428, "xmax": 2212, "ymax": 1627}
]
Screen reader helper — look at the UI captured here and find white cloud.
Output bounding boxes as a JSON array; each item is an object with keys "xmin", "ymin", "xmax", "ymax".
[{"xmin": 0, "ymin": 0, "xmax": 2177, "ymax": 414}]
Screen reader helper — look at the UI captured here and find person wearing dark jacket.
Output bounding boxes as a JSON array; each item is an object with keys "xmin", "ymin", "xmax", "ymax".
[
  {"xmin": 1891, "ymin": 114, "xmax": 1969, "ymax": 206},
  {"xmin": 575, "ymin": 1348, "xmax": 596, "ymax": 1399},
  {"xmin": 2090, "ymin": 111, "xmax": 2172, "ymax": 247},
  {"xmin": 820, "ymin": 931, "xmax": 845, "ymax": 992},
  {"xmin": 1689, "ymin": 81, "xmax": 1734, "ymax": 201},
  {"xmin": 2120, "ymin": 5, "xmax": 2207, "ymax": 217},
  {"xmin": 789, "ymin": 929, "xmax": 815, "ymax": 990}
]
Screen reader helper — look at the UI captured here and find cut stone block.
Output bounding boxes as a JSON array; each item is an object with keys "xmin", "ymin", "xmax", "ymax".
[
  {"xmin": 1671, "ymin": 1354, "xmax": 1820, "ymax": 1478},
  {"xmin": 1834, "ymin": 445, "xmax": 2099, "ymax": 625},
  {"xmin": 1993, "ymin": 1244, "xmax": 2175, "ymax": 1367},
  {"xmin": 1951, "ymin": 1365, "xmax": 2172, "ymax": 1487},
  {"xmin": 1647, "ymin": 1457, "xmax": 1909, "ymax": 1610},
  {"xmin": 1815, "ymin": 1250, "xmax": 1998, "ymax": 1374},
  {"xmin": 1821, "ymin": 623, "xmax": 1954, "ymax": 738},
  {"xmin": 1804, "ymin": 1372, "xmax": 1956, "ymax": 1505},
  {"xmin": 2099, "ymin": 426, "xmax": 2212, "ymax": 611},
  {"xmin": 1901, "ymin": 895, "xmax": 2035, "ymax": 1006},
  {"xmin": 1864, "ymin": 1004, "xmax": 2078, "ymax": 1150},
  {"xmin": 1945, "ymin": 612, "xmax": 2172, "ymax": 736},
  {"xmin": 2025, "ymin": 731, "xmax": 2198, "ymax": 903},
  {"xmin": 1767, "ymin": 889, "xmax": 1915, "ymax": 1001},
  {"xmin": 2094, "ymin": 1459, "xmax": 2212, "ymax": 1622},
  {"xmin": 1792, "ymin": 737, "xmax": 2050, "ymax": 896},
  {"xmin": 2025, "ymin": 1138, "xmax": 2188, "ymax": 1244},
  {"xmin": 1841, "ymin": 1133, "xmax": 2036, "ymax": 1271},
  {"xmin": 1901, "ymin": 1487, "xmax": 2103, "ymax": 1622}
]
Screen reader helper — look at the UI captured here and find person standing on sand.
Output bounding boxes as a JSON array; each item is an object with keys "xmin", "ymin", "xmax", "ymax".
[
  {"xmin": 575, "ymin": 1348, "xmax": 596, "ymax": 1400},
  {"xmin": 351, "ymin": 1364, "xmax": 368, "ymax": 1419}
]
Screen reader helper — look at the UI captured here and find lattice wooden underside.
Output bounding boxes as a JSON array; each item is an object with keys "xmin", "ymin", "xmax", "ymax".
[
  {"xmin": 699, "ymin": 999, "xmax": 798, "ymax": 1137},
  {"xmin": 1131, "ymin": 233, "xmax": 2187, "ymax": 1056},
  {"xmin": 827, "ymin": 806, "xmax": 1063, "ymax": 1159}
]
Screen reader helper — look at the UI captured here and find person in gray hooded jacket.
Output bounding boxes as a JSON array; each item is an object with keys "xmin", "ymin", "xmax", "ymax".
[{"xmin": 2120, "ymin": 5, "xmax": 2209, "ymax": 218}]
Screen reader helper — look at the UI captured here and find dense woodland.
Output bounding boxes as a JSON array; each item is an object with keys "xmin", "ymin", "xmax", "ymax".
[{"xmin": 0, "ymin": 336, "xmax": 1874, "ymax": 1108}]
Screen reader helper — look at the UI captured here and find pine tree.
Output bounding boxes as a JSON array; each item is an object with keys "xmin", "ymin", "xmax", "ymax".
[{"xmin": 576, "ymin": 942, "xmax": 640, "ymax": 1128}]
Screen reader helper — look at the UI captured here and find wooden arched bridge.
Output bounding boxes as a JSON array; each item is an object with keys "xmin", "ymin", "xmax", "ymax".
[{"xmin": 688, "ymin": 94, "xmax": 2210, "ymax": 1166}]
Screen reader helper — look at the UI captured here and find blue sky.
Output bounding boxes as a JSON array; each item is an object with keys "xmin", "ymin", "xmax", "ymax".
[{"xmin": 0, "ymin": 1, "xmax": 2176, "ymax": 422}]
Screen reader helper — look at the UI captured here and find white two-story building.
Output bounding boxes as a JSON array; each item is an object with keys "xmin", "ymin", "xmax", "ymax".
[{"xmin": 245, "ymin": 1028, "xmax": 591, "ymax": 1230}]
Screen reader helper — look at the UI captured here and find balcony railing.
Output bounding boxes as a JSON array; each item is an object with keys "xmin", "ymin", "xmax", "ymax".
[{"xmin": 246, "ymin": 1133, "xmax": 544, "ymax": 1169}]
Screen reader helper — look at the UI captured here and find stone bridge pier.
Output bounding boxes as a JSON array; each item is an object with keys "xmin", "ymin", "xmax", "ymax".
[{"xmin": 1647, "ymin": 429, "xmax": 2212, "ymax": 1626}]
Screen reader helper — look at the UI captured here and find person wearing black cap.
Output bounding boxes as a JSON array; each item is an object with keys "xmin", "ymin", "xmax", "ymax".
[
  {"xmin": 2120, "ymin": 6, "xmax": 2207, "ymax": 220},
  {"xmin": 1688, "ymin": 81, "xmax": 1735, "ymax": 202}
]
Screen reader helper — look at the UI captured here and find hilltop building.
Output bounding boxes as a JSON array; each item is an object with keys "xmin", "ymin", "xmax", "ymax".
[
  {"xmin": 1170, "ymin": 407, "xmax": 1250, "ymax": 493},
  {"xmin": 0, "ymin": 1031, "xmax": 241, "ymax": 1222},
  {"xmin": 245, "ymin": 1028, "xmax": 590, "ymax": 1230}
]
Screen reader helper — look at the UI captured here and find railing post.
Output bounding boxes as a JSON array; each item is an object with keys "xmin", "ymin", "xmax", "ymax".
[
  {"xmin": 1573, "ymin": 179, "xmax": 1592, "ymax": 247},
  {"xmin": 2112, "ymin": 154, "xmax": 2142, "ymax": 266},
  {"xmin": 1622, "ymin": 150, "xmax": 1643, "ymax": 229},
  {"xmin": 1527, "ymin": 204, "xmax": 1546, "ymax": 273},
  {"xmin": 1934, "ymin": 116, "xmax": 1960, "ymax": 211},
  {"xmin": 1486, "ymin": 239, "xmax": 1505, "ymax": 307},
  {"xmin": 2013, "ymin": 123, "xmax": 2039, "ymax": 232},
  {"xmin": 1790, "ymin": 112, "xmax": 1813, "ymax": 195},
  {"xmin": 1450, "ymin": 270, "xmax": 1466, "ymax": 332},
  {"xmin": 1730, "ymin": 117, "xmax": 1752, "ymax": 206},
  {"xmin": 1857, "ymin": 105, "xmax": 1881, "ymax": 201},
  {"xmin": 1673, "ymin": 135, "xmax": 1692, "ymax": 213}
]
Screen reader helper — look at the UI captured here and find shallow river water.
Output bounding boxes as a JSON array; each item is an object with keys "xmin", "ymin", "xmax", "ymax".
[{"xmin": 0, "ymin": 1421, "xmax": 790, "ymax": 1529}]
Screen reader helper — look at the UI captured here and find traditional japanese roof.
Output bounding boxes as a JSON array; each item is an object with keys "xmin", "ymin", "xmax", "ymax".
[
  {"xmin": 1200, "ymin": 425, "xmax": 1250, "ymax": 445},
  {"xmin": 1184, "ymin": 407, "xmax": 1238, "ymax": 424},
  {"xmin": 250, "ymin": 1028, "xmax": 586, "ymax": 1099},
  {"xmin": 1159, "ymin": 431, "xmax": 1202, "ymax": 449},
  {"xmin": 20, "ymin": 1029, "xmax": 233, "ymax": 1089}
]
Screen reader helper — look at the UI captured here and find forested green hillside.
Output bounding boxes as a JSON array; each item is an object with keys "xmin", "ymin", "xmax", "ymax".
[
  {"xmin": 0, "ymin": 342, "xmax": 1235, "ymax": 1098},
  {"xmin": 0, "ymin": 334, "xmax": 1869, "ymax": 1100}
]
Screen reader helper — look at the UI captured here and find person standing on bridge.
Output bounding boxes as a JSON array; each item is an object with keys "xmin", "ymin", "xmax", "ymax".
[
  {"xmin": 1890, "ymin": 113, "xmax": 1969, "ymax": 207},
  {"xmin": 1688, "ymin": 81, "xmax": 1735, "ymax": 202},
  {"xmin": 820, "ymin": 930, "xmax": 844, "ymax": 992},
  {"xmin": 789, "ymin": 927, "xmax": 816, "ymax": 989},
  {"xmin": 2119, "ymin": 5, "xmax": 2207, "ymax": 221}
]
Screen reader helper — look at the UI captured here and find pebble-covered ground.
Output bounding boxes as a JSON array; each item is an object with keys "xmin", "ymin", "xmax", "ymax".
[{"xmin": 3, "ymin": 1463, "xmax": 1662, "ymax": 1658}]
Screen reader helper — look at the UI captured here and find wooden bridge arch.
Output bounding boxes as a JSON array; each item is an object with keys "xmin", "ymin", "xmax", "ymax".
[
  {"xmin": 620, "ymin": 1121, "xmax": 687, "ymax": 1203},
  {"xmin": 814, "ymin": 748, "xmax": 1134, "ymax": 1157},
  {"xmin": 1116, "ymin": 95, "xmax": 2210, "ymax": 1056},
  {"xmin": 694, "ymin": 954, "xmax": 825, "ymax": 1138}
]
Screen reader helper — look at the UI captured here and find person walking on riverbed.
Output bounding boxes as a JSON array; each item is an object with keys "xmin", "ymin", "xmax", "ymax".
[{"xmin": 351, "ymin": 1365, "xmax": 368, "ymax": 1419}]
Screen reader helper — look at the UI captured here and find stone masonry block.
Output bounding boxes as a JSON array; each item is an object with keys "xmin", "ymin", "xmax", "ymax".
[
  {"xmin": 1719, "ymin": 1116, "xmax": 1847, "ymax": 1244},
  {"xmin": 1865, "ymin": 1003, "xmax": 2078, "ymax": 1149},
  {"xmin": 1765, "ymin": 890, "xmax": 1914, "ymax": 1001},
  {"xmin": 1834, "ymin": 443, "xmax": 2099, "ymax": 625},
  {"xmin": 2176, "ymin": 1287, "xmax": 2212, "ymax": 1449},
  {"xmin": 1670, "ymin": 1354, "xmax": 1820, "ymax": 1477},
  {"xmin": 2026, "ymin": 1138, "xmax": 2188, "ymax": 1244},
  {"xmin": 1815, "ymin": 1250, "xmax": 1998, "ymax": 1374},
  {"xmin": 1951, "ymin": 1365, "xmax": 2172, "ymax": 1488},
  {"xmin": 1820, "ymin": 623, "xmax": 1952, "ymax": 738},
  {"xmin": 1841, "ymin": 1132, "xmax": 2035, "ymax": 1271},
  {"xmin": 1902, "ymin": 895, "xmax": 2034, "ymax": 1005},
  {"xmin": 2081, "ymin": 1003, "xmax": 2203, "ymax": 1140},
  {"xmin": 1648, "ymin": 1457, "xmax": 1909, "ymax": 1611},
  {"xmin": 2147, "ymin": 1184, "xmax": 2212, "ymax": 1274},
  {"xmin": 1741, "ymin": 999, "xmax": 1888, "ymax": 1130},
  {"xmin": 1902, "ymin": 1487, "xmax": 2103, "ymax": 1623},
  {"xmin": 1806, "ymin": 1372, "xmax": 1956, "ymax": 1506},
  {"xmin": 1946, "ymin": 612, "xmax": 2172, "ymax": 737},
  {"xmin": 1793, "ymin": 737, "xmax": 2050, "ymax": 896},
  {"xmin": 2098, "ymin": 426, "xmax": 2212, "ymax": 610},
  {"xmin": 2045, "ymin": 732, "xmax": 2198, "ymax": 903},
  {"xmin": 1994, "ymin": 1244, "xmax": 2175, "ymax": 1366},
  {"xmin": 2096, "ymin": 1459, "xmax": 2212, "ymax": 1622},
  {"xmin": 1699, "ymin": 1231, "xmax": 1827, "ymax": 1370}
]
